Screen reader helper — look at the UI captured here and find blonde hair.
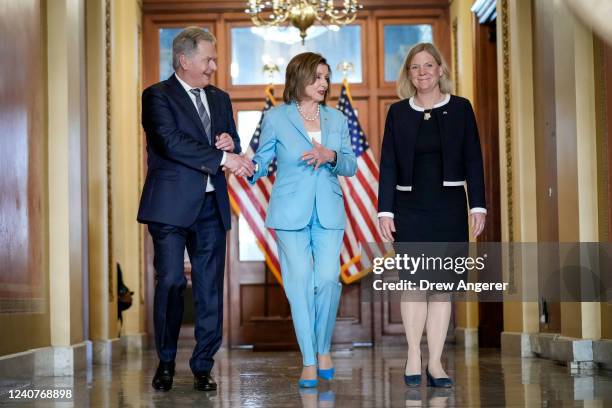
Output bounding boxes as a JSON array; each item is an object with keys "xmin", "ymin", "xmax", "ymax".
[
  {"xmin": 396, "ymin": 43, "xmax": 453, "ymax": 99},
  {"xmin": 283, "ymin": 52, "xmax": 331, "ymax": 105}
]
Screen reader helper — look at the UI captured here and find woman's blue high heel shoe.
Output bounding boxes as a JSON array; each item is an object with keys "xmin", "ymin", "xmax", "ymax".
[
  {"xmin": 426, "ymin": 367, "xmax": 452, "ymax": 388},
  {"xmin": 404, "ymin": 360, "xmax": 421, "ymax": 387},
  {"xmin": 298, "ymin": 379, "xmax": 319, "ymax": 388},
  {"xmin": 317, "ymin": 367, "xmax": 335, "ymax": 381}
]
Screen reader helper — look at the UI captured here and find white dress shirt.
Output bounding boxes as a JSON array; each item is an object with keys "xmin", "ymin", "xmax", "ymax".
[{"xmin": 175, "ymin": 73, "xmax": 227, "ymax": 192}]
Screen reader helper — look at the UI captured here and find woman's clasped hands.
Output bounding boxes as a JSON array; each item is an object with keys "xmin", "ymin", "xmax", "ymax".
[{"xmin": 301, "ymin": 139, "xmax": 335, "ymax": 170}]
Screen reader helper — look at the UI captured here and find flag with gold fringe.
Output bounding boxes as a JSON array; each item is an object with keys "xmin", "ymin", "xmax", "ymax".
[{"xmin": 335, "ymin": 79, "xmax": 387, "ymax": 283}]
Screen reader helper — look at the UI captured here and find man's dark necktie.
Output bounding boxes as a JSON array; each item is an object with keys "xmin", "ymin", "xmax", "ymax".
[{"xmin": 189, "ymin": 88, "xmax": 212, "ymax": 144}]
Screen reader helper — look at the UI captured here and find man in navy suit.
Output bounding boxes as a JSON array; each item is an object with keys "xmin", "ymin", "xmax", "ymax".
[{"xmin": 137, "ymin": 27, "xmax": 254, "ymax": 392}]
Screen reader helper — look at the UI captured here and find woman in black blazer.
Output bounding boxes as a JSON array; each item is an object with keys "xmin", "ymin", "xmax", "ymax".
[{"xmin": 378, "ymin": 43, "xmax": 486, "ymax": 388}]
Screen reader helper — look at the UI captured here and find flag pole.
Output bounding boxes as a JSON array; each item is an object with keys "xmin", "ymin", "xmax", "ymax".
[
  {"xmin": 262, "ymin": 62, "xmax": 278, "ymax": 106},
  {"xmin": 336, "ymin": 61, "xmax": 355, "ymax": 105},
  {"xmin": 228, "ymin": 65, "xmax": 284, "ymax": 285}
]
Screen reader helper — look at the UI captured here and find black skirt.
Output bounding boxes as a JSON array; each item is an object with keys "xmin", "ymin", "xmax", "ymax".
[{"xmin": 394, "ymin": 203, "xmax": 468, "ymax": 243}]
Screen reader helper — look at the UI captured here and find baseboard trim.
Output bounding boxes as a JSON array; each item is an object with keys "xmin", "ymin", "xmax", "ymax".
[
  {"xmin": 120, "ymin": 333, "xmax": 149, "ymax": 354},
  {"xmin": 0, "ymin": 341, "xmax": 92, "ymax": 378},
  {"xmin": 502, "ymin": 332, "xmax": 612, "ymax": 371},
  {"xmin": 529, "ymin": 333, "xmax": 593, "ymax": 367},
  {"xmin": 455, "ymin": 327, "xmax": 478, "ymax": 349},
  {"xmin": 501, "ymin": 331, "xmax": 534, "ymax": 357},
  {"xmin": 0, "ymin": 334, "xmax": 152, "ymax": 379},
  {"xmin": 593, "ymin": 339, "xmax": 612, "ymax": 371},
  {"xmin": 92, "ymin": 338, "xmax": 122, "ymax": 365}
]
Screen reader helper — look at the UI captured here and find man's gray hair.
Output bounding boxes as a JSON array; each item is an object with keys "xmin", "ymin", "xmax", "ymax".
[{"xmin": 172, "ymin": 27, "xmax": 216, "ymax": 71}]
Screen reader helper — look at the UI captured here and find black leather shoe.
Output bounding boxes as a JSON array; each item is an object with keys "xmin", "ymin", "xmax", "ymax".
[
  {"xmin": 152, "ymin": 361, "xmax": 175, "ymax": 391},
  {"xmin": 194, "ymin": 372, "xmax": 217, "ymax": 391}
]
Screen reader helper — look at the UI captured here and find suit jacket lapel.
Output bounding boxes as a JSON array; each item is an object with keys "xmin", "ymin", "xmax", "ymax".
[
  {"xmin": 403, "ymin": 106, "xmax": 421, "ymax": 157},
  {"xmin": 434, "ymin": 100, "xmax": 447, "ymax": 147},
  {"xmin": 320, "ymin": 105, "xmax": 330, "ymax": 147},
  {"xmin": 287, "ymin": 103, "xmax": 311, "ymax": 144},
  {"xmin": 165, "ymin": 75, "xmax": 210, "ymax": 145}
]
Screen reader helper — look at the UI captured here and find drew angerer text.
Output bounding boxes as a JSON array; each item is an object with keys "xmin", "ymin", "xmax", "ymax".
[{"xmin": 372, "ymin": 279, "xmax": 509, "ymax": 292}]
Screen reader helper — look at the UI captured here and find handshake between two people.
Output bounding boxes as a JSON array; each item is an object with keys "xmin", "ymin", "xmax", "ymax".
[
  {"xmin": 218, "ymin": 135, "xmax": 336, "ymax": 179},
  {"xmin": 215, "ymin": 133, "xmax": 255, "ymax": 178}
]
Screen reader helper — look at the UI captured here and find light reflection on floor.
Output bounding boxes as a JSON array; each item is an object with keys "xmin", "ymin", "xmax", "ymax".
[{"xmin": 1, "ymin": 344, "xmax": 611, "ymax": 407}]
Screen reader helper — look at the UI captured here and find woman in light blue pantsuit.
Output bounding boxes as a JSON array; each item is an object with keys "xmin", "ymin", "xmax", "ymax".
[{"xmin": 249, "ymin": 52, "xmax": 357, "ymax": 388}]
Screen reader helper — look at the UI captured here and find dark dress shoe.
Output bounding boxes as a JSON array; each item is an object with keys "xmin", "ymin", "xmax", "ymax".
[
  {"xmin": 152, "ymin": 361, "xmax": 175, "ymax": 391},
  {"xmin": 405, "ymin": 374, "xmax": 422, "ymax": 387},
  {"xmin": 404, "ymin": 359, "xmax": 422, "ymax": 387},
  {"xmin": 425, "ymin": 368, "xmax": 452, "ymax": 388},
  {"xmin": 194, "ymin": 372, "xmax": 217, "ymax": 391}
]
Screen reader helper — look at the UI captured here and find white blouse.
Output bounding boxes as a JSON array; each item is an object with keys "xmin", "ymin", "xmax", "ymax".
[{"xmin": 307, "ymin": 131, "xmax": 322, "ymax": 144}]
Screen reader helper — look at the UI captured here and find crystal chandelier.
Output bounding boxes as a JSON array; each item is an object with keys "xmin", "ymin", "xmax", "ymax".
[{"xmin": 245, "ymin": 0, "xmax": 362, "ymax": 44}]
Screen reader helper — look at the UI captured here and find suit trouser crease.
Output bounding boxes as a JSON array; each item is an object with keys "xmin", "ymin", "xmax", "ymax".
[
  {"xmin": 275, "ymin": 205, "xmax": 343, "ymax": 366},
  {"xmin": 148, "ymin": 193, "xmax": 226, "ymax": 375}
]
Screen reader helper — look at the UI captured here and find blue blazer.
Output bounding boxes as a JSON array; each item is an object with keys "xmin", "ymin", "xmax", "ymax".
[
  {"xmin": 137, "ymin": 75, "xmax": 241, "ymax": 229},
  {"xmin": 250, "ymin": 103, "xmax": 357, "ymax": 230}
]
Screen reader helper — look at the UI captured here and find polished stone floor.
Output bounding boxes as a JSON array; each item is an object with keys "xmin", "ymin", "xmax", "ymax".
[{"xmin": 1, "ymin": 343, "xmax": 611, "ymax": 407}]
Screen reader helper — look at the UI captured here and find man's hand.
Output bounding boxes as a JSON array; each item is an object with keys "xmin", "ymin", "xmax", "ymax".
[
  {"xmin": 223, "ymin": 153, "xmax": 254, "ymax": 177},
  {"xmin": 301, "ymin": 140, "xmax": 335, "ymax": 170},
  {"xmin": 215, "ymin": 132, "xmax": 235, "ymax": 152},
  {"xmin": 470, "ymin": 213, "xmax": 486, "ymax": 238},
  {"xmin": 378, "ymin": 217, "xmax": 396, "ymax": 242}
]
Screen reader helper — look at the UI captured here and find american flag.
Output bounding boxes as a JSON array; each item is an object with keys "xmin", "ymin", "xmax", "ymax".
[
  {"xmin": 228, "ymin": 86, "xmax": 282, "ymax": 284},
  {"xmin": 228, "ymin": 82, "xmax": 386, "ymax": 285},
  {"xmin": 335, "ymin": 80, "xmax": 387, "ymax": 283}
]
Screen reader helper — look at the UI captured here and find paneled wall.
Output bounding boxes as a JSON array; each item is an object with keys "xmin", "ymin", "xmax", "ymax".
[
  {"xmin": 598, "ymin": 39, "xmax": 612, "ymax": 339},
  {"xmin": 0, "ymin": 0, "xmax": 90, "ymax": 358},
  {"xmin": 501, "ymin": 0, "xmax": 608, "ymax": 341},
  {"xmin": 0, "ymin": 0, "xmax": 50, "ymax": 355}
]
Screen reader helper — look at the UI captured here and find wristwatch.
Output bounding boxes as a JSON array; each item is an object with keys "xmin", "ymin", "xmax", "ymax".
[{"xmin": 252, "ymin": 160, "xmax": 259, "ymax": 173}]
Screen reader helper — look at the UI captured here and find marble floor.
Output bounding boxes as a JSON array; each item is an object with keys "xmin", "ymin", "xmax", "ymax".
[{"xmin": 1, "ymin": 344, "xmax": 611, "ymax": 407}]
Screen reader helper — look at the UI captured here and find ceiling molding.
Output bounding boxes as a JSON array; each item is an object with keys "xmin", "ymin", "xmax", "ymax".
[{"xmin": 142, "ymin": 0, "xmax": 449, "ymax": 14}]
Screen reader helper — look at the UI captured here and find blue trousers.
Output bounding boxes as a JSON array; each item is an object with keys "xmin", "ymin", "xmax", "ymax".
[
  {"xmin": 147, "ymin": 193, "xmax": 226, "ymax": 375},
  {"xmin": 275, "ymin": 207, "xmax": 344, "ymax": 366}
]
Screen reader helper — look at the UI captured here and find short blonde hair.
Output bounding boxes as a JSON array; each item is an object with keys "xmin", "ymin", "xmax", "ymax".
[
  {"xmin": 283, "ymin": 52, "xmax": 331, "ymax": 105},
  {"xmin": 396, "ymin": 43, "xmax": 453, "ymax": 99}
]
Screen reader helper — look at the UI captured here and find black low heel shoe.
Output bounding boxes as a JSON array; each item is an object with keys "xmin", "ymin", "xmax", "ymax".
[
  {"xmin": 404, "ymin": 374, "xmax": 422, "ymax": 387},
  {"xmin": 404, "ymin": 360, "xmax": 421, "ymax": 387},
  {"xmin": 426, "ymin": 368, "xmax": 452, "ymax": 388}
]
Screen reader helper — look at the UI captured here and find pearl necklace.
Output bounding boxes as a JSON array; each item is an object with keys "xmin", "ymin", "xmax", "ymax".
[{"xmin": 296, "ymin": 102, "xmax": 320, "ymax": 121}]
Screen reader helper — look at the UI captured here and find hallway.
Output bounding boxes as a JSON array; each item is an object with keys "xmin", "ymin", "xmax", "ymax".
[
  {"xmin": 2, "ymin": 344, "xmax": 611, "ymax": 407},
  {"xmin": 2, "ymin": 1, "xmax": 612, "ymax": 406}
]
